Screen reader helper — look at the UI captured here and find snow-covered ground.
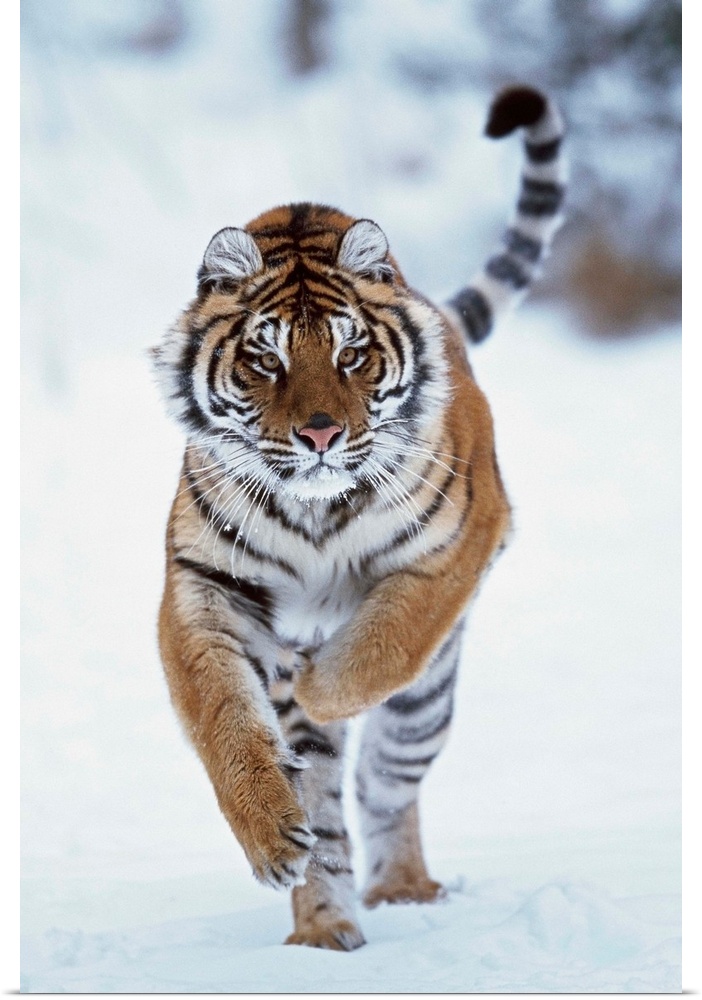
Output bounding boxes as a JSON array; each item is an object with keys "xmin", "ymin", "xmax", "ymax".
[{"xmin": 20, "ymin": 3, "xmax": 681, "ymax": 992}]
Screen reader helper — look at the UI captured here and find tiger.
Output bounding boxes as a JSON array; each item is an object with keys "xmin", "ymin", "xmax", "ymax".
[{"xmin": 152, "ymin": 86, "xmax": 565, "ymax": 951}]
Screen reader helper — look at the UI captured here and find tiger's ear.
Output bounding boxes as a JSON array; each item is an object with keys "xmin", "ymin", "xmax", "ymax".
[
  {"xmin": 198, "ymin": 227, "xmax": 263, "ymax": 288},
  {"xmin": 337, "ymin": 219, "xmax": 393, "ymax": 280}
]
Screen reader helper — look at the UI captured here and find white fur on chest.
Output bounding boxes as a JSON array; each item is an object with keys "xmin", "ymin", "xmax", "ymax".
[
  {"xmin": 273, "ymin": 556, "xmax": 367, "ymax": 648},
  {"xmin": 274, "ymin": 577, "xmax": 363, "ymax": 648},
  {"xmin": 252, "ymin": 500, "xmax": 378, "ymax": 647}
]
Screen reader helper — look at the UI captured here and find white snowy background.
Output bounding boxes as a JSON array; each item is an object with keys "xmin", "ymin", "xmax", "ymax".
[{"xmin": 20, "ymin": 0, "xmax": 682, "ymax": 992}]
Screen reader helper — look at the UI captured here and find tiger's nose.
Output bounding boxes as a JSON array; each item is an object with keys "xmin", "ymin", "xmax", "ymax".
[{"xmin": 296, "ymin": 413, "xmax": 344, "ymax": 453}]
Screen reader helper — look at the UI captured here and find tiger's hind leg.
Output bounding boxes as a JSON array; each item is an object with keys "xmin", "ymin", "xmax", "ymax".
[
  {"xmin": 355, "ymin": 621, "xmax": 463, "ymax": 908},
  {"xmin": 271, "ymin": 677, "xmax": 365, "ymax": 951}
]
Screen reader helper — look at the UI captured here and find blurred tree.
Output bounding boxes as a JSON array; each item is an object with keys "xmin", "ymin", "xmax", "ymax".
[
  {"xmin": 21, "ymin": 0, "xmax": 190, "ymax": 61},
  {"xmin": 281, "ymin": 0, "xmax": 332, "ymax": 76},
  {"xmin": 118, "ymin": 0, "xmax": 188, "ymax": 57}
]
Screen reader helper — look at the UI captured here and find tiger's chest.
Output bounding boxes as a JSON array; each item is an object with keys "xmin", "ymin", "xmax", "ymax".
[
  {"xmin": 272, "ymin": 562, "xmax": 367, "ymax": 649},
  {"xmin": 242, "ymin": 507, "xmax": 379, "ymax": 650},
  {"xmin": 182, "ymin": 447, "xmax": 456, "ymax": 652}
]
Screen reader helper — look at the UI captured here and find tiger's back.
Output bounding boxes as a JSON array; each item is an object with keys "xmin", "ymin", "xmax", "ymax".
[{"xmin": 153, "ymin": 87, "xmax": 565, "ymax": 950}]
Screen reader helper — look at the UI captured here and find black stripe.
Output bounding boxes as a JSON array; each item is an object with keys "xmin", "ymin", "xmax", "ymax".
[
  {"xmin": 374, "ymin": 353, "xmax": 388, "ymax": 392},
  {"xmin": 311, "ymin": 826, "xmax": 348, "ymax": 841},
  {"xmin": 388, "ymin": 303, "xmax": 423, "ymax": 343},
  {"xmin": 176, "ymin": 312, "xmax": 244, "ymax": 433},
  {"xmin": 486, "ymin": 253, "xmax": 531, "ymax": 290},
  {"xmin": 518, "ymin": 178, "xmax": 564, "ymax": 217},
  {"xmin": 272, "ymin": 697, "xmax": 297, "ymax": 716},
  {"xmin": 206, "ymin": 318, "xmax": 248, "ymax": 399},
  {"xmin": 251, "ymin": 275, "xmax": 300, "ymax": 314},
  {"xmin": 485, "ymin": 86, "xmax": 546, "ymax": 138},
  {"xmin": 447, "ymin": 286, "xmax": 493, "ymax": 344},
  {"xmin": 248, "ymin": 653, "xmax": 269, "ymax": 690},
  {"xmin": 282, "ymin": 830, "xmax": 312, "ymax": 849},
  {"xmin": 525, "ymin": 137, "xmax": 562, "ymax": 164},
  {"xmin": 389, "ymin": 307, "xmax": 429, "ymax": 422},
  {"xmin": 289, "ymin": 737, "xmax": 338, "ymax": 758},
  {"xmin": 302, "ymin": 278, "xmax": 351, "ymax": 310},
  {"xmin": 290, "ymin": 738, "xmax": 337, "ymax": 757},
  {"xmin": 395, "ymin": 377, "xmax": 427, "ymax": 423},
  {"xmin": 386, "ymin": 705, "xmax": 453, "ymax": 745},
  {"xmin": 503, "ymin": 227, "xmax": 542, "ymax": 263},
  {"xmin": 375, "ymin": 379, "xmax": 410, "ymax": 403},
  {"xmin": 173, "ymin": 555, "xmax": 274, "ymax": 629},
  {"xmin": 383, "ymin": 667, "xmax": 457, "ymax": 715},
  {"xmin": 379, "ymin": 319, "xmax": 407, "ymax": 381},
  {"xmin": 377, "ymin": 749, "xmax": 438, "ymax": 768},
  {"xmin": 266, "ymin": 508, "xmax": 317, "ymax": 546},
  {"xmin": 314, "ymin": 860, "xmax": 353, "ymax": 876},
  {"xmin": 245, "ymin": 271, "xmax": 291, "ymax": 309},
  {"xmin": 261, "ymin": 239, "xmax": 297, "ymax": 258},
  {"xmin": 321, "ymin": 486, "xmax": 375, "ymax": 537},
  {"xmin": 288, "ymin": 201, "xmax": 313, "ymax": 238}
]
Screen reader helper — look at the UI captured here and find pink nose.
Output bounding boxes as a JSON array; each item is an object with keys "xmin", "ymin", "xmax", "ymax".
[{"xmin": 297, "ymin": 423, "xmax": 343, "ymax": 453}]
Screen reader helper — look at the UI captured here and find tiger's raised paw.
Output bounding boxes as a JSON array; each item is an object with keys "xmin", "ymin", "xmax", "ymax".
[
  {"xmin": 293, "ymin": 661, "xmax": 367, "ymax": 725},
  {"xmin": 285, "ymin": 918, "xmax": 366, "ymax": 951}
]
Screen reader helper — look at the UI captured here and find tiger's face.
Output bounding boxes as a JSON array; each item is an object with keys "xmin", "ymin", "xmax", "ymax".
[{"xmin": 154, "ymin": 204, "xmax": 449, "ymax": 501}]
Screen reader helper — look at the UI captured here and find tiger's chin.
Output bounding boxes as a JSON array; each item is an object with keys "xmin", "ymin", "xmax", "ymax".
[{"xmin": 283, "ymin": 465, "xmax": 357, "ymax": 502}]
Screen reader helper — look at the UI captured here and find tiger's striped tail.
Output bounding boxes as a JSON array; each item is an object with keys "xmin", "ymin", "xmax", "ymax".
[{"xmin": 444, "ymin": 86, "xmax": 566, "ymax": 344}]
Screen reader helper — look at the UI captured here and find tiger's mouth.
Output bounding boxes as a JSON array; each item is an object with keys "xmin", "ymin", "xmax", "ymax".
[{"xmin": 284, "ymin": 462, "xmax": 357, "ymax": 502}]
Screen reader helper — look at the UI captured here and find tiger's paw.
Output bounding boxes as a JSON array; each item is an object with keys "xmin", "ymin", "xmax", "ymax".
[
  {"xmin": 223, "ymin": 746, "xmax": 316, "ymax": 889},
  {"xmin": 363, "ymin": 875, "xmax": 446, "ymax": 909},
  {"xmin": 285, "ymin": 918, "xmax": 366, "ymax": 951},
  {"xmin": 294, "ymin": 631, "xmax": 413, "ymax": 724},
  {"xmin": 248, "ymin": 813, "xmax": 317, "ymax": 890}
]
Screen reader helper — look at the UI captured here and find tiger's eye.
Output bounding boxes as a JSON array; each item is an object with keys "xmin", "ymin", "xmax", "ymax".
[
  {"xmin": 261, "ymin": 352, "xmax": 280, "ymax": 371},
  {"xmin": 339, "ymin": 347, "xmax": 358, "ymax": 366}
]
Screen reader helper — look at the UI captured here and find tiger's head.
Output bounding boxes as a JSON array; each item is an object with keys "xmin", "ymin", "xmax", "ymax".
[{"xmin": 153, "ymin": 203, "xmax": 449, "ymax": 501}]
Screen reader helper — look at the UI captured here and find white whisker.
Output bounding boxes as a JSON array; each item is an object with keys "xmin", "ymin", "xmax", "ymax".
[{"xmin": 372, "ymin": 447, "xmax": 455, "ymax": 506}]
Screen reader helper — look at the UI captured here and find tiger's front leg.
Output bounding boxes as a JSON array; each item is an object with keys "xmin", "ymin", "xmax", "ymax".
[{"xmin": 158, "ymin": 562, "xmax": 315, "ymax": 888}]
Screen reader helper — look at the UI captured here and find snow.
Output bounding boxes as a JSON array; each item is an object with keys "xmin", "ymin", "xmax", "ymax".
[
  {"xmin": 20, "ymin": 3, "xmax": 681, "ymax": 993},
  {"xmin": 20, "ymin": 879, "xmax": 680, "ymax": 993}
]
